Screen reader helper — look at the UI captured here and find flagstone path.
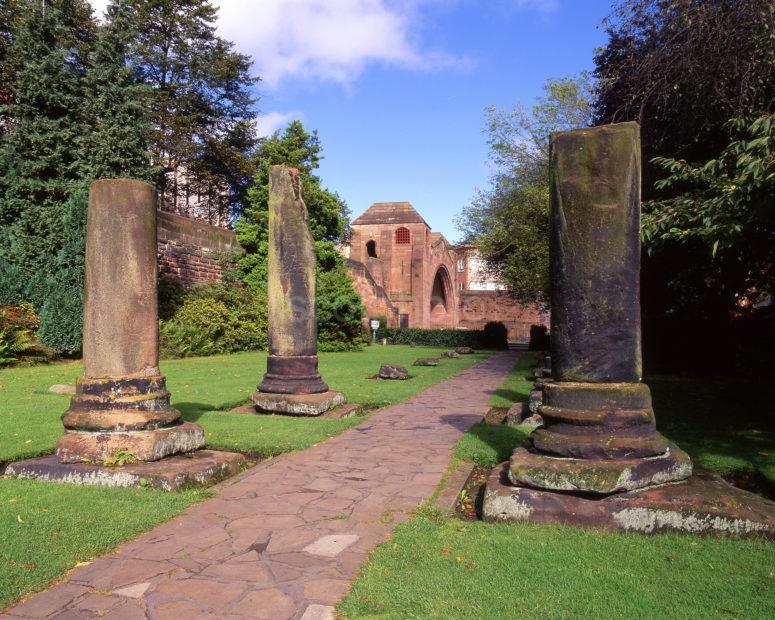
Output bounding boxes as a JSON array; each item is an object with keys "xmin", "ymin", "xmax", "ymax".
[{"xmin": 4, "ymin": 351, "xmax": 518, "ymax": 620}]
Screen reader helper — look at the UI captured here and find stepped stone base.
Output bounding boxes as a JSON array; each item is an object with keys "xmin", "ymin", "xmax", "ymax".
[
  {"xmin": 509, "ymin": 443, "xmax": 692, "ymax": 494},
  {"xmin": 56, "ymin": 422, "xmax": 205, "ymax": 464},
  {"xmin": 5, "ymin": 450, "xmax": 245, "ymax": 491},
  {"xmin": 252, "ymin": 390, "xmax": 346, "ymax": 416},
  {"xmin": 483, "ymin": 463, "xmax": 775, "ymax": 538}
]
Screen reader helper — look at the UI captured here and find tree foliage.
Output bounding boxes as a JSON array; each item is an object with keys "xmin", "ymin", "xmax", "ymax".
[
  {"xmin": 237, "ymin": 120, "xmax": 363, "ymax": 351},
  {"xmin": 643, "ymin": 113, "xmax": 775, "ymax": 305},
  {"xmin": 124, "ymin": 0, "xmax": 258, "ymax": 224},
  {"xmin": 0, "ymin": 0, "xmax": 95, "ymax": 310},
  {"xmin": 456, "ymin": 75, "xmax": 594, "ymax": 304},
  {"xmin": 594, "ymin": 0, "xmax": 775, "ymax": 374}
]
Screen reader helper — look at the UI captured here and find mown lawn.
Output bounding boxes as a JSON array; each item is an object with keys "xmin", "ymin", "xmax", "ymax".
[
  {"xmin": 0, "ymin": 345, "xmax": 491, "ymax": 610},
  {"xmin": 0, "ymin": 345, "xmax": 492, "ymax": 462},
  {"xmin": 340, "ymin": 356, "xmax": 775, "ymax": 619},
  {"xmin": 338, "ymin": 508, "xmax": 775, "ymax": 619}
]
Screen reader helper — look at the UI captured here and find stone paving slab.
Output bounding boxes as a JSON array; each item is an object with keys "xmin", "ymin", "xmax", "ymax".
[{"xmin": 2, "ymin": 351, "xmax": 517, "ymax": 620}]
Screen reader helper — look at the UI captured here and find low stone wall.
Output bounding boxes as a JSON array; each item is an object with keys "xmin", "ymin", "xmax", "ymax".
[
  {"xmin": 346, "ymin": 258, "xmax": 398, "ymax": 327},
  {"xmin": 157, "ymin": 211, "xmax": 243, "ymax": 285},
  {"xmin": 458, "ymin": 290, "xmax": 549, "ymax": 343}
]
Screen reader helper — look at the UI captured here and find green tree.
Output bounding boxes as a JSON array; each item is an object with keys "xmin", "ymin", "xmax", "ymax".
[
  {"xmin": 37, "ymin": 0, "xmax": 155, "ymax": 353},
  {"xmin": 0, "ymin": 0, "xmax": 95, "ymax": 310},
  {"xmin": 594, "ymin": 0, "xmax": 775, "ymax": 373},
  {"xmin": 456, "ymin": 75, "xmax": 594, "ymax": 304},
  {"xmin": 643, "ymin": 113, "xmax": 775, "ymax": 306},
  {"xmin": 237, "ymin": 120, "xmax": 363, "ymax": 351},
  {"xmin": 126, "ymin": 0, "xmax": 258, "ymax": 223}
]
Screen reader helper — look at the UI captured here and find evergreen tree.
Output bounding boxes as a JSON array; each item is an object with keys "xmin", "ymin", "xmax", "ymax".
[
  {"xmin": 0, "ymin": 0, "xmax": 95, "ymax": 310},
  {"xmin": 237, "ymin": 120, "xmax": 363, "ymax": 351},
  {"xmin": 38, "ymin": 0, "xmax": 154, "ymax": 353},
  {"xmin": 0, "ymin": 0, "xmax": 22, "ymax": 136},
  {"xmin": 126, "ymin": 0, "xmax": 258, "ymax": 223}
]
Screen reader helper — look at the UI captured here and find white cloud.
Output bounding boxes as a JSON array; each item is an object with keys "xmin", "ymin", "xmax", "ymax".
[
  {"xmin": 257, "ymin": 110, "xmax": 303, "ymax": 137},
  {"xmin": 88, "ymin": 1, "xmax": 469, "ymax": 88},
  {"xmin": 217, "ymin": 0, "xmax": 468, "ymax": 88}
]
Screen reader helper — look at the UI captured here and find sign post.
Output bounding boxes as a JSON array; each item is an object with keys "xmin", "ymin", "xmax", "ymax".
[{"xmin": 370, "ymin": 319, "xmax": 380, "ymax": 345}]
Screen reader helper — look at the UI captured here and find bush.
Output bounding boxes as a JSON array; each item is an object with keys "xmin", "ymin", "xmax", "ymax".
[
  {"xmin": 317, "ymin": 262, "xmax": 366, "ymax": 352},
  {"xmin": 38, "ymin": 189, "xmax": 87, "ymax": 355},
  {"xmin": 0, "ymin": 307, "xmax": 36, "ymax": 365},
  {"xmin": 481, "ymin": 321, "xmax": 509, "ymax": 350},
  {"xmin": 382, "ymin": 327, "xmax": 482, "ymax": 348},
  {"xmin": 159, "ymin": 283, "xmax": 267, "ymax": 358}
]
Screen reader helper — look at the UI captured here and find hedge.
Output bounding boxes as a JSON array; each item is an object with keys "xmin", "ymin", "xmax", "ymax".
[{"xmin": 381, "ymin": 321, "xmax": 508, "ymax": 350}]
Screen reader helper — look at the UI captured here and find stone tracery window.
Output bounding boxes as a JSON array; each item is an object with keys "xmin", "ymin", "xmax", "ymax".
[{"xmin": 395, "ymin": 227, "xmax": 410, "ymax": 244}]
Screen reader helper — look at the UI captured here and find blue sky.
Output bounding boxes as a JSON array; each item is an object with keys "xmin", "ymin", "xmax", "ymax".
[{"xmin": 90, "ymin": 0, "xmax": 613, "ymax": 240}]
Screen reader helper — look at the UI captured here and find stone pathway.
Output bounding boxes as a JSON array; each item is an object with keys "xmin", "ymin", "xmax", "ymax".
[{"xmin": 4, "ymin": 351, "xmax": 517, "ymax": 620}]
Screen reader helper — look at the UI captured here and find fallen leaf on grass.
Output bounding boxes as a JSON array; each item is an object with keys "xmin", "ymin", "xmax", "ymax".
[
  {"xmin": 440, "ymin": 548, "xmax": 451, "ymax": 556},
  {"xmin": 8, "ymin": 498, "xmax": 17, "ymax": 504},
  {"xmin": 16, "ymin": 515, "xmax": 23, "ymax": 523},
  {"xmin": 22, "ymin": 563, "xmax": 37, "ymax": 569}
]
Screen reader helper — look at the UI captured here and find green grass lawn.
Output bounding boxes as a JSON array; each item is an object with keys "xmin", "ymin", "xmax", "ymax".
[
  {"xmin": 0, "ymin": 345, "xmax": 492, "ymax": 462},
  {"xmin": 0, "ymin": 345, "xmax": 491, "ymax": 610},
  {"xmin": 338, "ymin": 509, "xmax": 775, "ymax": 619},
  {"xmin": 339, "ymin": 356, "xmax": 775, "ymax": 619}
]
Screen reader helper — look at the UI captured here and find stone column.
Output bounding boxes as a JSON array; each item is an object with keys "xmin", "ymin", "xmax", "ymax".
[
  {"xmin": 509, "ymin": 123, "xmax": 691, "ymax": 494},
  {"xmin": 56, "ymin": 179, "xmax": 204, "ymax": 463},
  {"xmin": 257, "ymin": 165, "xmax": 329, "ymax": 395}
]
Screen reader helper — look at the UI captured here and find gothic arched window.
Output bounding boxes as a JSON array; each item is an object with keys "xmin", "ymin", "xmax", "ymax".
[{"xmin": 366, "ymin": 240, "xmax": 377, "ymax": 258}]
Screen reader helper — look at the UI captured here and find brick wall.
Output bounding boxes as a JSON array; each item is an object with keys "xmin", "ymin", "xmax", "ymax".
[
  {"xmin": 346, "ymin": 258, "xmax": 399, "ymax": 327},
  {"xmin": 157, "ymin": 211, "xmax": 243, "ymax": 285},
  {"xmin": 458, "ymin": 290, "xmax": 549, "ymax": 343}
]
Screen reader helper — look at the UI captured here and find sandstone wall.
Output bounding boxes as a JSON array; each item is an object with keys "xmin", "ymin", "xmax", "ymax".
[
  {"xmin": 458, "ymin": 291, "xmax": 549, "ymax": 343},
  {"xmin": 157, "ymin": 211, "xmax": 243, "ymax": 285},
  {"xmin": 346, "ymin": 258, "xmax": 399, "ymax": 327}
]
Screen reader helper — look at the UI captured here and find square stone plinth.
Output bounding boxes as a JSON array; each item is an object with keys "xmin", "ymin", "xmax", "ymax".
[
  {"xmin": 483, "ymin": 463, "xmax": 775, "ymax": 538},
  {"xmin": 56, "ymin": 421, "xmax": 205, "ymax": 463},
  {"xmin": 252, "ymin": 390, "xmax": 346, "ymax": 416},
  {"xmin": 5, "ymin": 450, "xmax": 245, "ymax": 491}
]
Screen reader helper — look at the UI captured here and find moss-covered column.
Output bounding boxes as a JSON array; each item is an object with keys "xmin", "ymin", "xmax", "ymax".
[
  {"xmin": 509, "ymin": 123, "xmax": 691, "ymax": 494},
  {"xmin": 258, "ymin": 165, "xmax": 329, "ymax": 395},
  {"xmin": 56, "ymin": 179, "xmax": 204, "ymax": 463}
]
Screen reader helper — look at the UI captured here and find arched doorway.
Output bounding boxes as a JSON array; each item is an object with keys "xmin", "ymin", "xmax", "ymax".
[
  {"xmin": 366, "ymin": 240, "xmax": 377, "ymax": 258},
  {"xmin": 430, "ymin": 266, "xmax": 454, "ymax": 327}
]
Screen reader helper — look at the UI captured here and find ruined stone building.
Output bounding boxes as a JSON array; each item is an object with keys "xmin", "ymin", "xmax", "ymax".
[
  {"xmin": 344, "ymin": 202, "xmax": 548, "ymax": 343},
  {"xmin": 155, "ymin": 200, "xmax": 549, "ymax": 345}
]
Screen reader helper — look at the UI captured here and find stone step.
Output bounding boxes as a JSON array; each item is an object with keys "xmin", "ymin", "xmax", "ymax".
[
  {"xmin": 538, "ymin": 405, "xmax": 654, "ymax": 429},
  {"xmin": 531, "ymin": 428, "xmax": 669, "ymax": 460},
  {"xmin": 508, "ymin": 443, "xmax": 693, "ymax": 494}
]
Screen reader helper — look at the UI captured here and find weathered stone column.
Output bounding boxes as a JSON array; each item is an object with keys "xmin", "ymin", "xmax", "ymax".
[
  {"xmin": 483, "ymin": 124, "xmax": 775, "ymax": 537},
  {"xmin": 253, "ymin": 166, "xmax": 344, "ymax": 415},
  {"xmin": 56, "ymin": 179, "xmax": 204, "ymax": 463},
  {"xmin": 509, "ymin": 122, "xmax": 692, "ymax": 494}
]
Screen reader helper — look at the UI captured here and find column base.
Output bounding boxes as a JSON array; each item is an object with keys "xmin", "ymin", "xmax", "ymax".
[
  {"xmin": 258, "ymin": 355, "xmax": 329, "ymax": 394},
  {"xmin": 251, "ymin": 390, "xmax": 346, "ymax": 416},
  {"xmin": 5, "ymin": 450, "xmax": 245, "ymax": 491},
  {"xmin": 483, "ymin": 463, "xmax": 775, "ymax": 538},
  {"xmin": 55, "ymin": 422, "xmax": 205, "ymax": 464}
]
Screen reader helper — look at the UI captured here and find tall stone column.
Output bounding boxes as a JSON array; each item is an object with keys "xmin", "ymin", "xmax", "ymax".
[
  {"xmin": 253, "ymin": 166, "xmax": 344, "ymax": 415},
  {"xmin": 56, "ymin": 179, "xmax": 204, "ymax": 463},
  {"xmin": 509, "ymin": 122, "xmax": 692, "ymax": 494}
]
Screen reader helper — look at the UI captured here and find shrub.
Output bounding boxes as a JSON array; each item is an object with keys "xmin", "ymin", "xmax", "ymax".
[
  {"xmin": 159, "ymin": 283, "xmax": 267, "ymax": 358},
  {"xmin": 481, "ymin": 321, "xmax": 509, "ymax": 350},
  {"xmin": 382, "ymin": 327, "xmax": 482, "ymax": 348},
  {"xmin": 0, "ymin": 307, "xmax": 35, "ymax": 366},
  {"xmin": 317, "ymin": 263, "xmax": 366, "ymax": 352}
]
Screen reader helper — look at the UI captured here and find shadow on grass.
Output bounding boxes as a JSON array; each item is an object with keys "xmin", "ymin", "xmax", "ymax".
[
  {"xmin": 177, "ymin": 402, "xmax": 234, "ymax": 420},
  {"xmin": 491, "ymin": 388, "xmax": 528, "ymax": 404},
  {"xmin": 648, "ymin": 375, "xmax": 775, "ymax": 482},
  {"xmin": 453, "ymin": 421, "xmax": 532, "ymax": 468}
]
